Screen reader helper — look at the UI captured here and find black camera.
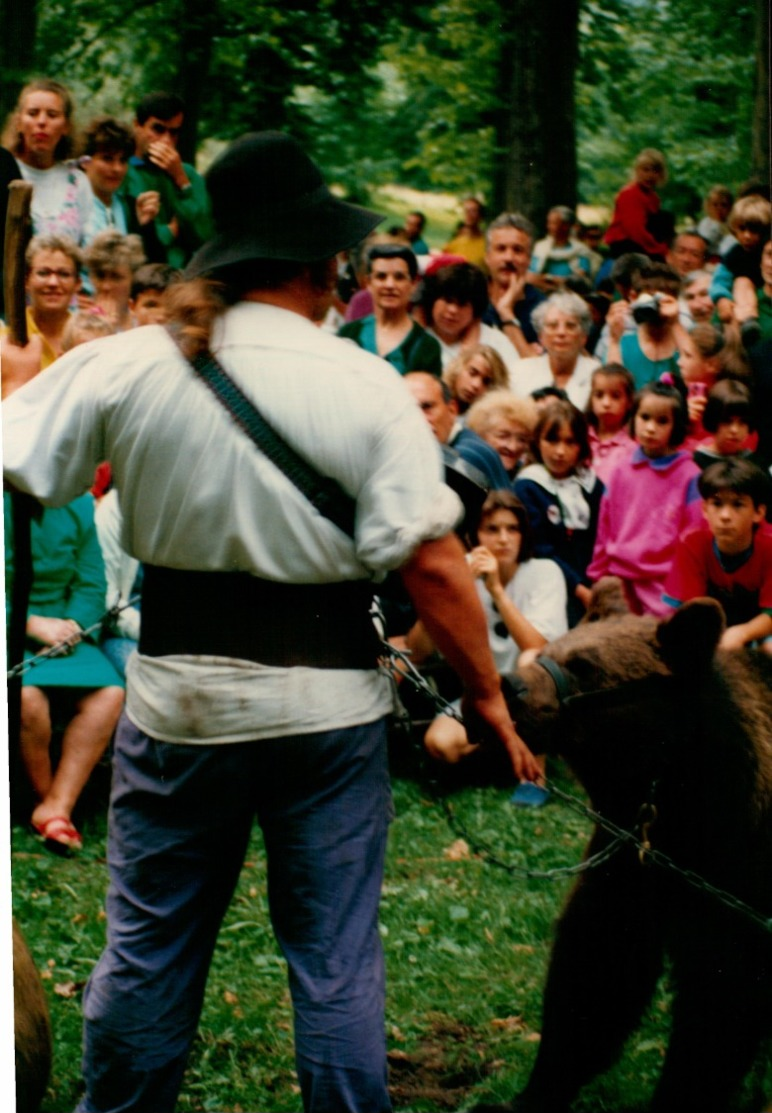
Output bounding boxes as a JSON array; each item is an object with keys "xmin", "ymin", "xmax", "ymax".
[{"xmin": 631, "ymin": 292, "xmax": 664, "ymax": 325}]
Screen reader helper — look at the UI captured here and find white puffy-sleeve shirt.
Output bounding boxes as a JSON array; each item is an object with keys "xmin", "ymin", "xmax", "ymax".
[{"xmin": 4, "ymin": 302, "xmax": 462, "ymax": 742}]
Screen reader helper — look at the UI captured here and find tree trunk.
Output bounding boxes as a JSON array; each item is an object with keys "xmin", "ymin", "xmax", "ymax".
[
  {"xmin": 751, "ymin": 0, "xmax": 769, "ymax": 182},
  {"xmin": 176, "ymin": 0, "xmax": 219, "ymax": 163},
  {"xmin": 0, "ymin": 0, "xmax": 37, "ymax": 128},
  {"xmin": 491, "ymin": 0, "xmax": 579, "ymax": 230}
]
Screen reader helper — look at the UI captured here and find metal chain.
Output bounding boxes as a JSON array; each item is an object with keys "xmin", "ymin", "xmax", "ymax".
[
  {"xmin": 380, "ymin": 641, "xmax": 772, "ymax": 933},
  {"xmin": 7, "ymin": 594, "xmax": 140, "ymax": 681},
  {"xmin": 381, "ymin": 643, "xmax": 626, "ymax": 880}
]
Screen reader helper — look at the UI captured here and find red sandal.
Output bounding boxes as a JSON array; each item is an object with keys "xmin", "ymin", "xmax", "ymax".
[{"xmin": 31, "ymin": 816, "xmax": 83, "ymax": 856}]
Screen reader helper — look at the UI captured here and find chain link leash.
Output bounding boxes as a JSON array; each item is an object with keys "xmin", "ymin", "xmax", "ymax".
[
  {"xmin": 7, "ymin": 595, "xmax": 141, "ymax": 681},
  {"xmin": 380, "ymin": 640, "xmax": 772, "ymax": 934}
]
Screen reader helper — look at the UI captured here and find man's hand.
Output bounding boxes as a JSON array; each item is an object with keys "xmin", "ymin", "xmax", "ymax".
[
  {"xmin": 401, "ymin": 533, "xmax": 541, "ymax": 781},
  {"xmin": 147, "ymin": 141, "xmax": 190, "ymax": 190},
  {"xmin": 461, "ymin": 690, "xmax": 541, "ymax": 783},
  {"xmin": 136, "ymin": 190, "xmax": 161, "ymax": 225},
  {"xmin": 1, "ymin": 335, "xmax": 44, "ymax": 398},
  {"xmin": 494, "ymin": 271, "xmax": 527, "ymax": 318}
]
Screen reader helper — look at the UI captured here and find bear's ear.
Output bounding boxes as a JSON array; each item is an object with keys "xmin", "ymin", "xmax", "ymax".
[
  {"xmin": 582, "ymin": 576, "xmax": 630, "ymax": 623},
  {"xmin": 656, "ymin": 598, "xmax": 725, "ymax": 674}
]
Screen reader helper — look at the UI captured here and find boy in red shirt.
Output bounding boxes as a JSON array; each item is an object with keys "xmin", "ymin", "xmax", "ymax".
[{"xmin": 663, "ymin": 458, "xmax": 772, "ymax": 651}]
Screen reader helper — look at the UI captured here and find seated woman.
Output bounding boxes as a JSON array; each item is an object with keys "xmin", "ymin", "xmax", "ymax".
[
  {"xmin": 1, "ymin": 233, "xmax": 82, "ymax": 368},
  {"xmin": 513, "ymin": 292, "xmax": 600, "ymax": 410},
  {"xmin": 81, "ymin": 229, "xmax": 146, "ymax": 331},
  {"xmin": 466, "ymin": 390, "xmax": 538, "ymax": 481},
  {"xmin": 5, "ymin": 492, "xmax": 124, "ymax": 853},
  {"xmin": 2, "ymin": 78, "xmax": 91, "ymax": 244},
  {"xmin": 423, "ymin": 261, "xmax": 520, "ymax": 378},
  {"xmin": 444, "ymin": 344, "xmax": 509, "ymax": 416},
  {"xmin": 414, "ymin": 491, "xmax": 567, "ymax": 775}
]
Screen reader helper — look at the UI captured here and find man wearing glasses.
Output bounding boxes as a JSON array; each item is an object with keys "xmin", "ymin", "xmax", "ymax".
[{"xmin": 128, "ymin": 91, "xmax": 212, "ymax": 269}]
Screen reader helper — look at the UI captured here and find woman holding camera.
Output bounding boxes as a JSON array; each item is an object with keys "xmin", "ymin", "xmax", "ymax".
[{"xmin": 606, "ymin": 261, "xmax": 687, "ymax": 388}]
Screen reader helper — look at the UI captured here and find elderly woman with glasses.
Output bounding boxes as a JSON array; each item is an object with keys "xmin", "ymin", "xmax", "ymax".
[{"xmin": 512, "ymin": 291, "xmax": 600, "ymax": 410}]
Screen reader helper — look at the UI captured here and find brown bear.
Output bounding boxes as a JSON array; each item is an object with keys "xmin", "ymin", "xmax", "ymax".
[
  {"xmin": 475, "ymin": 582, "xmax": 772, "ymax": 1113},
  {"xmin": 14, "ymin": 918, "xmax": 52, "ymax": 1113}
]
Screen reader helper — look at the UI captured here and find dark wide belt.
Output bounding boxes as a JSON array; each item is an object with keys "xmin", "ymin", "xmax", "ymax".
[{"xmin": 138, "ymin": 565, "xmax": 380, "ymax": 669}]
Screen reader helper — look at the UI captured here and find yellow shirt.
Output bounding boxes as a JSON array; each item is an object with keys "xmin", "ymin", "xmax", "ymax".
[
  {"xmin": 1, "ymin": 308, "xmax": 59, "ymax": 370},
  {"xmin": 442, "ymin": 232, "xmax": 487, "ymax": 269}
]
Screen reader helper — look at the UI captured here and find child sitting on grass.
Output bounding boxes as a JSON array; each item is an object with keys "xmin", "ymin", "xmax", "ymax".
[{"xmin": 663, "ymin": 457, "xmax": 772, "ymax": 651}]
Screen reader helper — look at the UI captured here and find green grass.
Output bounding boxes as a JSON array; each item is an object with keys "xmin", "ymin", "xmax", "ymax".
[{"xmin": 11, "ymin": 757, "xmax": 771, "ymax": 1112}]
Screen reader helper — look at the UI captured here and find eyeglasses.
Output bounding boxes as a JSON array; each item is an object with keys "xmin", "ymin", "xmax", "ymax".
[
  {"xmin": 542, "ymin": 319, "xmax": 583, "ymax": 333},
  {"xmin": 31, "ymin": 268, "xmax": 77, "ymax": 281}
]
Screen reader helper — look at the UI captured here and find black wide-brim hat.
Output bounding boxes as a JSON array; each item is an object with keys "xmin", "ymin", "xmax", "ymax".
[{"xmin": 186, "ymin": 131, "xmax": 383, "ymax": 277}]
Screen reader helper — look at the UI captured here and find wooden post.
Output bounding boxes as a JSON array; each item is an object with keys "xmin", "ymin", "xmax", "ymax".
[{"xmin": 4, "ymin": 179, "xmax": 35, "ymax": 768}]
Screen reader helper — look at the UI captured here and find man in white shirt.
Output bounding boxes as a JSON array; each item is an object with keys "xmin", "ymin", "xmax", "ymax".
[{"xmin": 3, "ymin": 131, "xmax": 538, "ymax": 1113}]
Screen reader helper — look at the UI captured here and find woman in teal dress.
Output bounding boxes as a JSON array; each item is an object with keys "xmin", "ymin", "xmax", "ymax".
[{"xmin": 5, "ymin": 492, "xmax": 124, "ymax": 852}]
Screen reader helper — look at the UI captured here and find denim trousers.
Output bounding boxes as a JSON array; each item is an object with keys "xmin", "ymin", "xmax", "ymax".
[{"xmin": 75, "ymin": 711, "xmax": 393, "ymax": 1113}]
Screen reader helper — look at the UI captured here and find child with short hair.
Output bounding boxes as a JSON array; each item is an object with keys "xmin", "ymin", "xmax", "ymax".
[
  {"xmin": 586, "ymin": 363, "xmax": 635, "ymax": 485},
  {"xmin": 663, "ymin": 458, "xmax": 772, "ymax": 651},
  {"xmin": 697, "ymin": 184, "xmax": 733, "ymax": 262},
  {"xmin": 130, "ymin": 262, "xmax": 180, "ymax": 326},
  {"xmin": 603, "ymin": 149, "xmax": 670, "ymax": 260},
  {"xmin": 712, "ymin": 195, "xmax": 771, "ymax": 348},
  {"xmin": 514, "ymin": 399, "xmax": 603, "ymax": 626},
  {"xmin": 675, "ymin": 322, "xmax": 727, "ymax": 446},
  {"xmin": 692, "ymin": 380, "xmax": 756, "ymax": 470},
  {"xmin": 587, "ymin": 381, "xmax": 702, "ymax": 615}
]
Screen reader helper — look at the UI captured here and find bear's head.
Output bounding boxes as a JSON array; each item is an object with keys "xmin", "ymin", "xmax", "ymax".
[{"xmin": 503, "ymin": 578, "xmax": 726, "ymax": 820}]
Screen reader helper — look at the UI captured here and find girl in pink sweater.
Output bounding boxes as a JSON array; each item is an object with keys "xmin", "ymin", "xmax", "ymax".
[{"xmin": 587, "ymin": 381, "xmax": 702, "ymax": 615}]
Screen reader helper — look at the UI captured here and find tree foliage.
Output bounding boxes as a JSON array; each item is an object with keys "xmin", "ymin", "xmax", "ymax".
[{"xmin": 2, "ymin": 0, "xmax": 764, "ymax": 218}]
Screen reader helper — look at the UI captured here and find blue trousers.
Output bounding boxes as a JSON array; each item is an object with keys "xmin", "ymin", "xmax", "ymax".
[{"xmin": 75, "ymin": 712, "xmax": 393, "ymax": 1113}]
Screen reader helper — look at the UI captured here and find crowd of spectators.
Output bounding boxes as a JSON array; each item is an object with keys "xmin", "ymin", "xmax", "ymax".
[{"xmin": 3, "ymin": 80, "xmax": 772, "ymax": 843}]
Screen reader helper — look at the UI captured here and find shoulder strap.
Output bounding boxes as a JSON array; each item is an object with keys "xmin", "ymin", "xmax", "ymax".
[{"xmin": 189, "ymin": 347, "xmax": 357, "ymax": 539}]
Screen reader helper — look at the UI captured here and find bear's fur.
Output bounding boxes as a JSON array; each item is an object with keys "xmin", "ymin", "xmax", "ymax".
[
  {"xmin": 14, "ymin": 918, "xmax": 51, "ymax": 1113},
  {"xmin": 480, "ymin": 581, "xmax": 772, "ymax": 1113}
]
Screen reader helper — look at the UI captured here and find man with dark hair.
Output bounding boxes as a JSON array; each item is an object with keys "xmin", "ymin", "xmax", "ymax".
[
  {"xmin": 403, "ymin": 210, "xmax": 429, "ymax": 254},
  {"xmin": 4, "ymin": 130, "xmax": 538, "ymax": 1113},
  {"xmin": 482, "ymin": 212, "xmax": 544, "ymax": 357},
  {"xmin": 126, "ymin": 91, "xmax": 211, "ymax": 268},
  {"xmin": 338, "ymin": 243, "xmax": 442, "ymax": 375},
  {"xmin": 667, "ymin": 229, "xmax": 709, "ymax": 278}
]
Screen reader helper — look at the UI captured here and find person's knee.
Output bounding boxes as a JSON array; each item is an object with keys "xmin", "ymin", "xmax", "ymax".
[
  {"xmin": 20, "ymin": 687, "xmax": 51, "ymax": 739},
  {"xmin": 76, "ymin": 685, "xmax": 125, "ymax": 723},
  {"xmin": 424, "ymin": 715, "xmax": 478, "ymax": 763}
]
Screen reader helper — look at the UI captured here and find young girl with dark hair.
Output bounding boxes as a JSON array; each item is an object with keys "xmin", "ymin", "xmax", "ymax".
[
  {"xmin": 514, "ymin": 400, "xmax": 603, "ymax": 626},
  {"xmin": 587, "ymin": 382, "xmax": 702, "ymax": 615},
  {"xmin": 586, "ymin": 363, "xmax": 635, "ymax": 484}
]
